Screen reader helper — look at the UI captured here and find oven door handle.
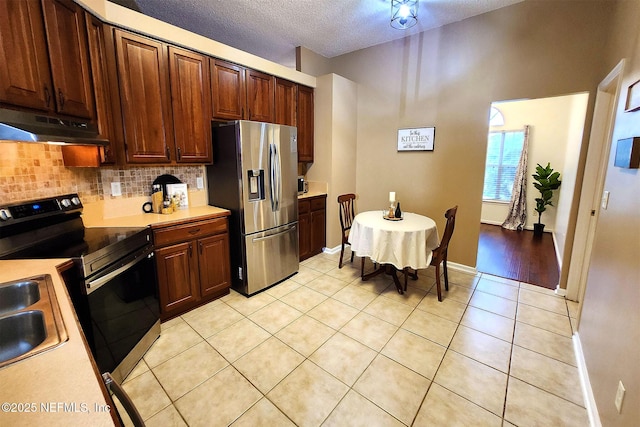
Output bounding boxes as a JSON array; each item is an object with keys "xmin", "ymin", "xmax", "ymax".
[
  {"xmin": 102, "ymin": 373, "xmax": 145, "ymax": 427},
  {"xmin": 86, "ymin": 245, "xmax": 154, "ymax": 294}
]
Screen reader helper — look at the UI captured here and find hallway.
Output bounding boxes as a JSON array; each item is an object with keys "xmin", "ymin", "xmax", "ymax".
[{"xmin": 476, "ymin": 224, "xmax": 560, "ymax": 290}]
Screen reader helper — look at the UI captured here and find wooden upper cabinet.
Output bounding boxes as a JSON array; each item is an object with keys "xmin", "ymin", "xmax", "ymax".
[
  {"xmin": 0, "ymin": 0, "xmax": 54, "ymax": 112},
  {"xmin": 169, "ymin": 46, "xmax": 212, "ymax": 163},
  {"xmin": 246, "ymin": 69, "xmax": 274, "ymax": 123},
  {"xmin": 41, "ymin": 0, "xmax": 94, "ymax": 119},
  {"xmin": 275, "ymin": 78, "xmax": 297, "ymax": 126},
  {"xmin": 211, "ymin": 59, "xmax": 246, "ymax": 121},
  {"xmin": 114, "ymin": 29, "xmax": 173, "ymax": 163},
  {"xmin": 297, "ymin": 85, "xmax": 314, "ymax": 162}
]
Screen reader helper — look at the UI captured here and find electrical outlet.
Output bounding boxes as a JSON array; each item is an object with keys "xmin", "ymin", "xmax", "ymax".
[
  {"xmin": 196, "ymin": 176, "xmax": 204, "ymax": 189},
  {"xmin": 111, "ymin": 182, "xmax": 122, "ymax": 197},
  {"xmin": 615, "ymin": 380, "xmax": 625, "ymax": 413}
]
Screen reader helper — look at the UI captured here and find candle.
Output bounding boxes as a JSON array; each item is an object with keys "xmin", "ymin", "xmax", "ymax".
[{"xmin": 389, "ymin": 192, "xmax": 396, "ymax": 202}]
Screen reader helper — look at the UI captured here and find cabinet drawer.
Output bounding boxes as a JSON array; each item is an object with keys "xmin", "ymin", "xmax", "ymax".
[
  {"xmin": 154, "ymin": 218, "xmax": 227, "ymax": 247},
  {"xmin": 298, "ymin": 199, "xmax": 310, "ymax": 214},
  {"xmin": 310, "ymin": 197, "xmax": 325, "ymax": 211}
]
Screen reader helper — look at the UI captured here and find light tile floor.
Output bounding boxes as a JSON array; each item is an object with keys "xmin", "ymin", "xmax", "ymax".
[{"xmin": 121, "ymin": 250, "xmax": 587, "ymax": 427}]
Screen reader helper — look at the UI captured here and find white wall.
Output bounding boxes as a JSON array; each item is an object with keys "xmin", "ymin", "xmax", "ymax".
[{"xmin": 481, "ymin": 94, "xmax": 589, "ymax": 245}]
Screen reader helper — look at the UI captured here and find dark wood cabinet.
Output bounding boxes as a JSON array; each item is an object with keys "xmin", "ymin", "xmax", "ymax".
[
  {"xmin": 168, "ymin": 46, "xmax": 212, "ymax": 163},
  {"xmin": 198, "ymin": 233, "xmax": 231, "ymax": 297},
  {"xmin": 41, "ymin": 0, "xmax": 94, "ymax": 119},
  {"xmin": 0, "ymin": 0, "xmax": 94, "ymax": 118},
  {"xmin": 275, "ymin": 78, "xmax": 297, "ymax": 126},
  {"xmin": 62, "ymin": 15, "xmax": 121, "ymax": 166},
  {"xmin": 0, "ymin": 0, "xmax": 52, "ymax": 111},
  {"xmin": 299, "ymin": 195, "xmax": 326, "ymax": 261},
  {"xmin": 156, "ymin": 241, "xmax": 199, "ymax": 315},
  {"xmin": 114, "ymin": 29, "xmax": 173, "ymax": 163},
  {"xmin": 211, "ymin": 59, "xmax": 246, "ymax": 121},
  {"xmin": 153, "ymin": 216, "xmax": 231, "ymax": 320},
  {"xmin": 297, "ymin": 85, "xmax": 314, "ymax": 162},
  {"xmin": 246, "ymin": 69, "xmax": 275, "ymax": 123}
]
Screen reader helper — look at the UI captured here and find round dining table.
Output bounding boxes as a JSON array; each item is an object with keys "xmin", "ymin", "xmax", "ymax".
[{"xmin": 348, "ymin": 211, "xmax": 440, "ymax": 294}]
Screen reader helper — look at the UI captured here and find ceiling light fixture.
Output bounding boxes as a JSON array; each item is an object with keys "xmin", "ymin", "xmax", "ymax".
[{"xmin": 390, "ymin": 0, "xmax": 418, "ymax": 30}]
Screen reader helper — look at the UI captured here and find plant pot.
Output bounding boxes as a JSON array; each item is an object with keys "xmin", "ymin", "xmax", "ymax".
[{"xmin": 533, "ymin": 223, "xmax": 545, "ymax": 237}]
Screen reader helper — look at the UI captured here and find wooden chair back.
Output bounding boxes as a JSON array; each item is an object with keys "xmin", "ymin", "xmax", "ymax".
[
  {"xmin": 337, "ymin": 194, "xmax": 356, "ymax": 241},
  {"xmin": 432, "ymin": 206, "xmax": 458, "ymax": 263}
]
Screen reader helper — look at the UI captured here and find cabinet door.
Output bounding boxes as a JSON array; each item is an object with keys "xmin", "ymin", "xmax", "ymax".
[
  {"xmin": 198, "ymin": 234, "xmax": 231, "ymax": 297},
  {"xmin": 310, "ymin": 206, "xmax": 326, "ymax": 257},
  {"xmin": 211, "ymin": 59, "xmax": 245, "ymax": 120},
  {"xmin": 41, "ymin": 0, "xmax": 94, "ymax": 119},
  {"xmin": 62, "ymin": 14, "xmax": 119, "ymax": 166},
  {"xmin": 275, "ymin": 78, "xmax": 296, "ymax": 126},
  {"xmin": 297, "ymin": 85, "xmax": 314, "ymax": 162},
  {"xmin": 169, "ymin": 46, "xmax": 212, "ymax": 163},
  {"xmin": 299, "ymin": 211, "xmax": 311, "ymax": 261},
  {"xmin": 115, "ymin": 29, "xmax": 173, "ymax": 163},
  {"xmin": 246, "ymin": 69, "xmax": 274, "ymax": 123},
  {"xmin": 156, "ymin": 242, "xmax": 199, "ymax": 316},
  {"xmin": 0, "ymin": 0, "xmax": 53, "ymax": 111}
]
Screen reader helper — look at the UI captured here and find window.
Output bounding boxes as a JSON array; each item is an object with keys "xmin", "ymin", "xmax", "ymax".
[
  {"xmin": 489, "ymin": 106, "xmax": 504, "ymax": 126},
  {"xmin": 483, "ymin": 130, "xmax": 525, "ymax": 202}
]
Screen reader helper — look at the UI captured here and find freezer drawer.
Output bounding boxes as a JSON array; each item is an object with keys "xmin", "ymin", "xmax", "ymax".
[{"xmin": 241, "ymin": 222, "xmax": 299, "ymax": 295}]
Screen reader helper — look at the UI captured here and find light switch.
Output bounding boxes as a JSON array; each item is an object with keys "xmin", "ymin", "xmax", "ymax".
[
  {"xmin": 601, "ymin": 190, "xmax": 610, "ymax": 210},
  {"xmin": 196, "ymin": 177, "xmax": 204, "ymax": 189}
]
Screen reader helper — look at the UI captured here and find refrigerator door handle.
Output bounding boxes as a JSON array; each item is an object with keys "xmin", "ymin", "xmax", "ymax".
[
  {"xmin": 252, "ymin": 224, "xmax": 297, "ymax": 243},
  {"xmin": 269, "ymin": 143, "xmax": 281, "ymax": 211}
]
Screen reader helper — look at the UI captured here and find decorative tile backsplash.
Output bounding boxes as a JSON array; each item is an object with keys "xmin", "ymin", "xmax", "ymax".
[{"xmin": 0, "ymin": 143, "xmax": 206, "ymax": 204}]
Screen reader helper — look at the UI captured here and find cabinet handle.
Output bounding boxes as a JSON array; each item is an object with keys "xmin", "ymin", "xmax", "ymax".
[
  {"xmin": 199, "ymin": 241, "xmax": 203, "ymax": 255},
  {"xmin": 165, "ymin": 146, "xmax": 170, "ymax": 160},
  {"xmin": 177, "ymin": 147, "xmax": 181, "ymax": 160},
  {"xmin": 44, "ymin": 86, "xmax": 51, "ymax": 107},
  {"xmin": 188, "ymin": 228, "xmax": 201, "ymax": 235},
  {"xmin": 188, "ymin": 243, "xmax": 192, "ymax": 257},
  {"xmin": 58, "ymin": 89, "xmax": 65, "ymax": 110}
]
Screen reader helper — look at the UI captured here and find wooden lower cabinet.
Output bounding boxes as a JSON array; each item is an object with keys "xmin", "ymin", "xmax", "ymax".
[
  {"xmin": 298, "ymin": 195, "xmax": 326, "ymax": 261},
  {"xmin": 153, "ymin": 216, "xmax": 231, "ymax": 320}
]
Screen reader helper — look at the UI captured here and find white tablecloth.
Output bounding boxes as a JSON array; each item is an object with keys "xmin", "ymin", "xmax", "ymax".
[{"xmin": 348, "ymin": 211, "xmax": 440, "ymax": 270}]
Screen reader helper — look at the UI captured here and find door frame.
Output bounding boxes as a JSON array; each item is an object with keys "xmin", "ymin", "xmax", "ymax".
[{"xmin": 565, "ymin": 59, "xmax": 625, "ymax": 305}]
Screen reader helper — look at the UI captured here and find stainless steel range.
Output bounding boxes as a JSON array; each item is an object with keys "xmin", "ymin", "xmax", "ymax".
[{"xmin": 0, "ymin": 194, "xmax": 160, "ymax": 387}]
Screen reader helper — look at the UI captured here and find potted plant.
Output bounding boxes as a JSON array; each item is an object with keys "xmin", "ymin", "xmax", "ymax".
[{"xmin": 532, "ymin": 162, "xmax": 562, "ymax": 237}]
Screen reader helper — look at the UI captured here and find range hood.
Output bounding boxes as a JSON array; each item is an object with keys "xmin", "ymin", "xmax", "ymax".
[{"xmin": 0, "ymin": 108, "xmax": 108, "ymax": 146}]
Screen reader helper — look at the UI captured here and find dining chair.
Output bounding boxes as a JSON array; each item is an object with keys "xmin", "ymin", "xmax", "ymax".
[
  {"xmin": 403, "ymin": 205, "xmax": 458, "ymax": 301},
  {"xmin": 430, "ymin": 205, "xmax": 458, "ymax": 301},
  {"xmin": 337, "ymin": 193, "xmax": 357, "ymax": 269}
]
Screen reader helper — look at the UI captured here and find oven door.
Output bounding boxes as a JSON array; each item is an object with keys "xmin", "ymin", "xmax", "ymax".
[{"xmin": 83, "ymin": 243, "xmax": 160, "ymax": 383}]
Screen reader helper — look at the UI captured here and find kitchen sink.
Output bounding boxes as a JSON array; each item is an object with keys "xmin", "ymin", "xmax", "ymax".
[
  {"xmin": 0, "ymin": 311, "xmax": 47, "ymax": 363},
  {"xmin": 0, "ymin": 280, "xmax": 41, "ymax": 315},
  {"xmin": 0, "ymin": 275, "xmax": 68, "ymax": 369}
]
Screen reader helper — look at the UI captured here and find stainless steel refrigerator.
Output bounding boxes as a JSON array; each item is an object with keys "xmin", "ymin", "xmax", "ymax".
[{"xmin": 206, "ymin": 121, "xmax": 299, "ymax": 296}]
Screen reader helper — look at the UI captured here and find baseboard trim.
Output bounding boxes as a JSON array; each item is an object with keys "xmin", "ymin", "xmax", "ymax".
[
  {"xmin": 573, "ymin": 332, "xmax": 602, "ymax": 427},
  {"xmin": 555, "ymin": 286, "xmax": 567, "ymax": 297},
  {"xmin": 323, "ymin": 245, "xmax": 341, "ymax": 255},
  {"xmin": 447, "ymin": 262, "xmax": 477, "ymax": 275},
  {"xmin": 552, "ymin": 231, "xmax": 563, "ymax": 270}
]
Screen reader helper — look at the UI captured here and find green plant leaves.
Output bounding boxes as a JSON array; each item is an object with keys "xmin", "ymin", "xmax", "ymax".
[{"xmin": 532, "ymin": 162, "xmax": 562, "ymax": 223}]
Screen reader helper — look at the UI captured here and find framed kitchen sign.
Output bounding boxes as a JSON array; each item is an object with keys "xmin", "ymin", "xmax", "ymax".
[{"xmin": 397, "ymin": 127, "xmax": 435, "ymax": 151}]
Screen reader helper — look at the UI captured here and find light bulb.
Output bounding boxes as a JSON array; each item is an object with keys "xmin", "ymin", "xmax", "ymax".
[{"xmin": 399, "ymin": 4, "xmax": 411, "ymax": 18}]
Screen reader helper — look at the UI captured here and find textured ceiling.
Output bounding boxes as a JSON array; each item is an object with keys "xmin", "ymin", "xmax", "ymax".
[{"xmin": 128, "ymin": 0, "xmax": 524, "ymax": 68}]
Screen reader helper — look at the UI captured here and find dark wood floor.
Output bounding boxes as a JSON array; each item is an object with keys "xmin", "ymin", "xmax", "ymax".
[{"xmin": 476, "ymin": 223, "xmax": 559, "ymax": 290}]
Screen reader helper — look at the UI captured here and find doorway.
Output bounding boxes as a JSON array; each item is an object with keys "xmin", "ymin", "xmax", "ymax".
[{"xmin": 478, "ymin": 94, "xmax": 590, "ymax": 290}]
